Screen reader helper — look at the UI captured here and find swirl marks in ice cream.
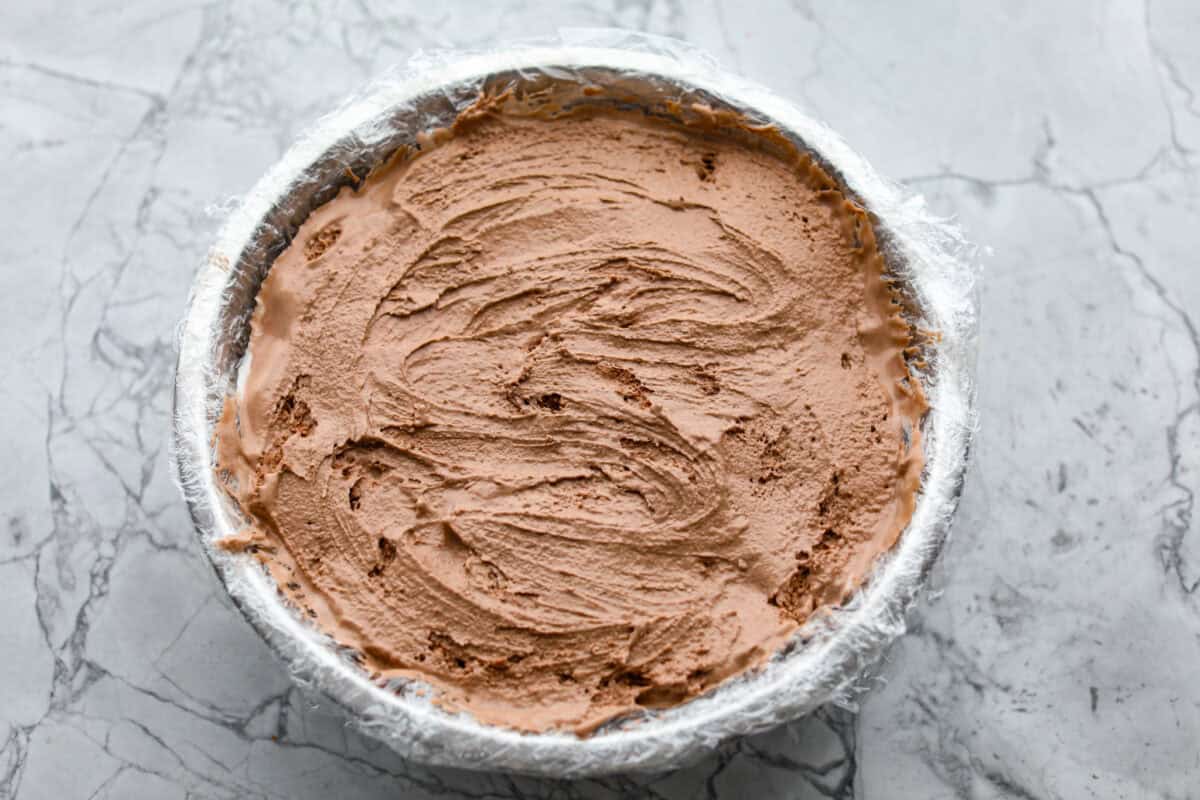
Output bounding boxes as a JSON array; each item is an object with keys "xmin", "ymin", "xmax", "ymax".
[{"xmin": 215, "ymin": 99, "xmax": 925, "ymax": 733}]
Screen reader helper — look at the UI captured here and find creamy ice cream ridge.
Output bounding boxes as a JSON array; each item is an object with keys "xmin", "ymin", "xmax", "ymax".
[{"xmin": 214, "ymin": 90, "xmax": 927, "ymax": 735}]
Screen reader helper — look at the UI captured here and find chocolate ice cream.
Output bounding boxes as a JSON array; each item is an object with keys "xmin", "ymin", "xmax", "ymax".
[{"xmin": 214, "ymin": 94, "xmax": 926, "ymax": 734}]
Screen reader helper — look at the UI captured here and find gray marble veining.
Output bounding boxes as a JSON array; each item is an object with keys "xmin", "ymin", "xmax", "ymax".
[{"xmin": 2, "ymin": 1, "xmax": 1197, "ymax": 798}]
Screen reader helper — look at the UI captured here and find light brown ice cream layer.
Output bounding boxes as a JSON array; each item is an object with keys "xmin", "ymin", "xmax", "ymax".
[{"xmin": 215, "ymin": 98, "xmax": 926, "ymax": 734}]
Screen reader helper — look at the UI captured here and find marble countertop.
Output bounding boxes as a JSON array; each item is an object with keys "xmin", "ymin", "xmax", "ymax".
[{"xmin": 3, "ymin": 1, "xmax": 1198, "ymax": 797}]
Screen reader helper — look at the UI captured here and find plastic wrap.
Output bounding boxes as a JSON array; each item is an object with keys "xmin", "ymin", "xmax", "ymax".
[{"xmin": 171, "ymin": 29, "xmax": 979, "ymax": 777}]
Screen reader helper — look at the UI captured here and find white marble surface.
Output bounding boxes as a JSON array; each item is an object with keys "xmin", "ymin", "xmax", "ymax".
[{"xmin": 2, "ymin": 1, "xmax": 1198, "ymax": 797}]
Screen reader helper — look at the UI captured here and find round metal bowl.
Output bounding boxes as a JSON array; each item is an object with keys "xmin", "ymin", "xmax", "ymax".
[{"xmin": 172, "ymin": 43, "xmax": 976, "ymax": 777}]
